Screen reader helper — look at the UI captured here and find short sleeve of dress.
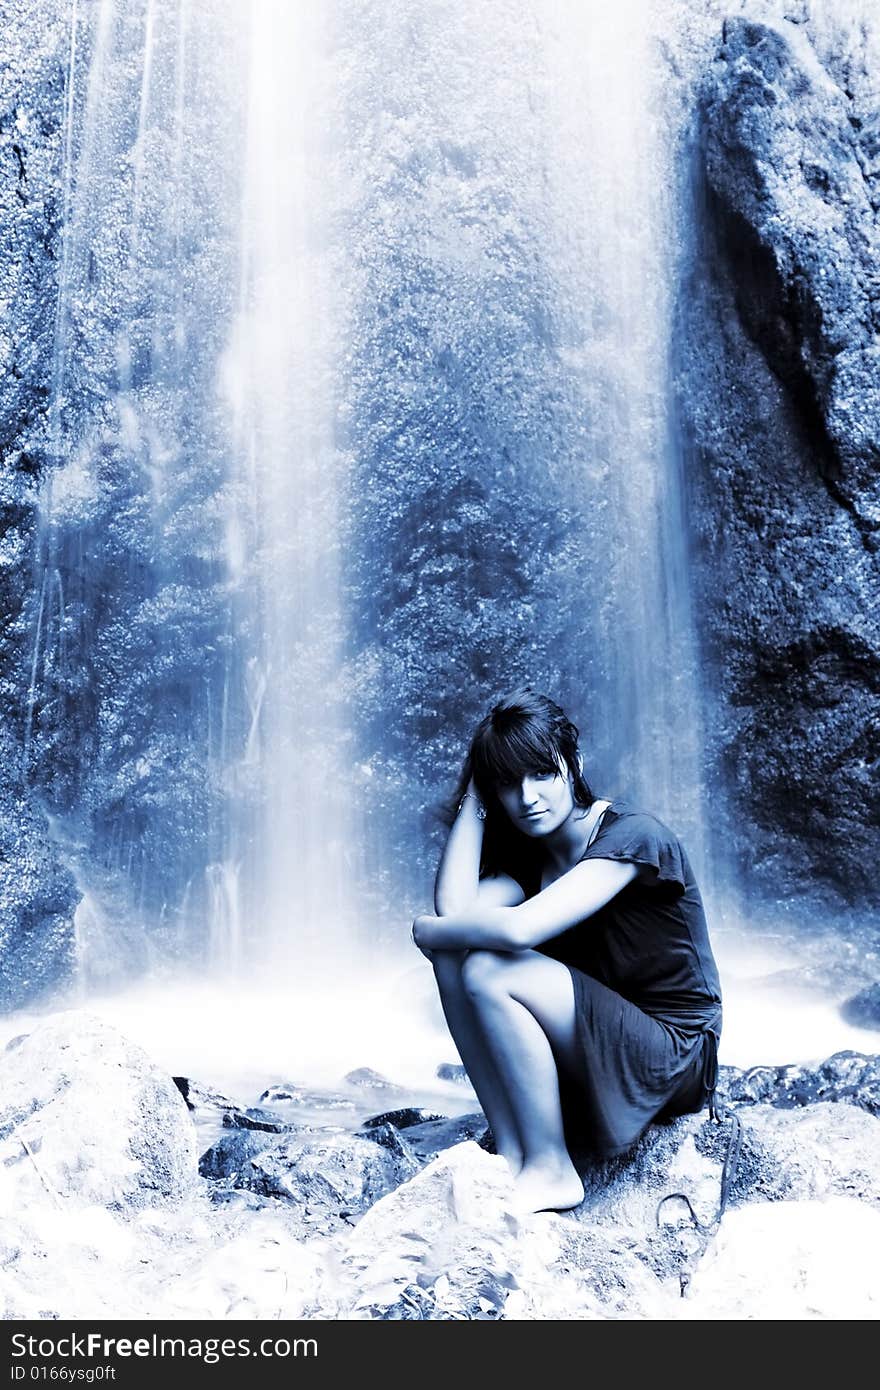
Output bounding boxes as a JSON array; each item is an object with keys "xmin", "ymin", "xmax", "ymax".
[{"xmin": 579, "ymin": 810, "xmax": 687, "ymax": 895}]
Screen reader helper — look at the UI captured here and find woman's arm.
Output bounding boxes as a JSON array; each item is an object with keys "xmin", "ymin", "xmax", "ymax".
[
  {"xmin": 415, "ymin": 779, "xmax": 523, "ymax": 959},
  {"xmin": 433, "ymin": 779, "xmax": 488, "ymax": 916},
  {"xmin": 413, "ymin": 856, "xmax": 639, "ymax": 952}
]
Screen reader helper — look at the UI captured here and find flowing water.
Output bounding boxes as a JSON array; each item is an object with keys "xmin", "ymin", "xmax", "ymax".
[
  {"xmin": 9, "ymin": 0, "xmax": 875, "ymax": 1074},
  {"xmin": 536, "ymin": 2, "xmax": 706, "ymax": 867},
  {"xmin": 218, "ymin": 1, "xmax": 354, "ymax": 966}
]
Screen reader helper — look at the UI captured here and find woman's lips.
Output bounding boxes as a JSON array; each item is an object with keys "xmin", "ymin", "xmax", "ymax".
[{"xmin": 521, "ymin": 810, "xmax": 546, "ymax": 820}]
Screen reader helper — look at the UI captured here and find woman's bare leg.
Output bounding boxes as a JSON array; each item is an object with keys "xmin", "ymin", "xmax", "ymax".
[
  {"xmin": 431, "ymin": 949, "xmax": 524, "ymax": 1171},
  {"xmin": 461, "ymin": 949, "xmax": 584, "ymax": 1213}
]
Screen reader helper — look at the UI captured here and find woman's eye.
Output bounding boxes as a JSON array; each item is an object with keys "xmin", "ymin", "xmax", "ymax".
[{"xmin": 497, "ymin": 771, "xmax": 557, "ymax": 790}]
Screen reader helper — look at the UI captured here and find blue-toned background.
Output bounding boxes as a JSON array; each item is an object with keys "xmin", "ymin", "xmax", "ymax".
[{"xmin": 0, "ymin": 0, "xmax": 877, "ymax": 1041}]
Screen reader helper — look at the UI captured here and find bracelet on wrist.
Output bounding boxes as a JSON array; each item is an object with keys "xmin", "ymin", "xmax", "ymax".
[{"xmin": 458, "ymin": 792, "xmax": 487, "ymax": 821}]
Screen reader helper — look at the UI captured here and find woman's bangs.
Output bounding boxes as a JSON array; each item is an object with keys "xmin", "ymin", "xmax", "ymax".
[{"xmin": 475, "ymin": 723, "xmax": 561, "ymax": 788}]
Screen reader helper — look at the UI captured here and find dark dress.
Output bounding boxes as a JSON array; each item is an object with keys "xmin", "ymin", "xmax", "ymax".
[{"xmin": 520, "ymin": 801, "xmax": 722, "ymax": 1161}]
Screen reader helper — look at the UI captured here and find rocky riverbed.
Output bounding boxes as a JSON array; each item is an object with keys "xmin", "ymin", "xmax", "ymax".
[{"xmin": 1, "ymin": 1010, "xmax": 878, "ymax": 1321}]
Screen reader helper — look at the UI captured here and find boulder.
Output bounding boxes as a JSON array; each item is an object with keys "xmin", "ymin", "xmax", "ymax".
[
  {"xmin": 343, "ymin": 1067, "xmax": 406, "ymax": 1095},
  {"xmin": 358, "ymin": 1121, "xmax": 420, "ymax": 1169},
  {"xmin": 337, "ymin": 1141, "xmax": 671, "ymax": 1320},
  {"xmin": 0, "ymin": 1165, "xmax": 326, "ymax": 1320},
  {"xmin": 0, "ymin": 1011, "xmax": 197, "ymax": 1209},
  {"xmin": 718, "ymin": 1052, "xmax": 880, "ymax": 1117},
  {"xmin": 720, "ymin": 1102, "xmax": 880, "ymax": 1206},
  {"xmin": 221, "ymin": 1107, "xmax": 289, "ymax": 1134},
  {"xmin": 398, "ymin": 1112, "xmax": 489, "ymax": 1162},
  {"xmin": 338, "ymin": 1141, "xmax": 525, "ymax": 1318},
  {"xmin": 259, "ymin": 1081, "xmax": 356, "ymax": 1112},
  {"xmin": 568, "ymin": 1095, "xmax": 880, "ymax": 1228},
  {"xmin": 174, "ymin": 1076, "xmax": 289, "ymax": 1133},
  {"xmin": 229, "ymin": 1131, "xmax": 414, "ymax": 1228},
  {"xmin": 841, "ymin": 984, "xmax": 880, "ymax": 1032},
  {"xmin": 361, "ymin": 1107, "xmax": 446, "ymax": 1130},
  {"xmin": 199, "ymin": 1130, "xmax": 279, "ymax": 1182},
  {"xmin": 172, "ymin": 1076, "xmax": 237, "ymax": 1113},
  {"xmin": 260, "ymin": 1082, "xmax": 304, "ymax": 1103}
]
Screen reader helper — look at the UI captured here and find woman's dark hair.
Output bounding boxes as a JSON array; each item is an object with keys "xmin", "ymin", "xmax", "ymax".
[{"xmin": 446, "ymin": 689, "xmax": 594, "ymax": 885}]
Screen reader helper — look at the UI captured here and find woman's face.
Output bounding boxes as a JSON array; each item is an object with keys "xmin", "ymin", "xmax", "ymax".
[{"xmin": 494, "ymin": 756, "xmax": 577, "ymax": 837}]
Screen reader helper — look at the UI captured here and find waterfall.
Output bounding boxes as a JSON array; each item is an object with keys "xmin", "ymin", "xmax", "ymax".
[
  {"xmin": 334, "ymin": 0, "xmax": 709, "ymax": 908},
  {"xmin": 26, "ymin": 0, "xmax": 708, "ymax": 996},
  {"xmin": 536, "ymin": 1, "xmax": 707, "ymax": 870},
  {"xmin": 218, "ymin": 0, "xmax": 355, "ymax": 968}
]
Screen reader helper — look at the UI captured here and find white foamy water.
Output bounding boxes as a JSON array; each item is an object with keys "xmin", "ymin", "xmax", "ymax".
[
  {"xmin": 2, "ymin": 928, "xmax": 876, "ymax": 1108},
  {"xmin": 0, "ymin": 951, "xmax": 461, "ymax": 1110},
  {"xmin": 713, "ymin": 924, "xmax": 880, "ymax": 1069}
]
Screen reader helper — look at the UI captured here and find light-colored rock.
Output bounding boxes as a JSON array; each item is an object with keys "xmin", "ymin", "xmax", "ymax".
[
  {"xmin": 337, "ymin": 1140, "xmax": 676, "ymax": 1320},
  {"xmin": 683, "ymin": 1197, "xmax": 880, "ymax": 1320},
  {"xmin": 343, "ymin": 1067, "xmax": 406, "ymax": 1095},
  {"xmin": 1, "ymin": 1006, "xmax": 879, "ymax": 1321},
  {"xmin": 339, "ymin": 1141, "xmax": 525, "ymax": 1318},
  {"xmin": 728, "ymin": 1102, "xmax": 880, "ymax": 1204},
  {"xmin": 506, "ymin": 1217, "xmax": 674, "ymax": 1321},
  {"xmin": 199, "ymin": 1128, "xmax": 281, "ymax": 1182},
  {"xmin": 0, "ymin": 1011, "xmax": 197, "ymax": 1211},
  {"xmin": 0, "ymin": 1188, "xmax": 329, "ymax": 1321}
]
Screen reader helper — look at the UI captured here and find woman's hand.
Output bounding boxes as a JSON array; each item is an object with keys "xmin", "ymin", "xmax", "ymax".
[{"xmin": 412, "ymin": 913, "xmax": 441, "ymax": 959}]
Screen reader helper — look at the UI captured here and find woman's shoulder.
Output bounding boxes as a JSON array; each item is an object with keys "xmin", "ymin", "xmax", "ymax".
[
  {"xmin": 586, "ymin": 802, "xmax": 689, "ymax": 891},
  {"xmin": 600, "ymin": 801, "xmax": 678, "ymax": 839}
]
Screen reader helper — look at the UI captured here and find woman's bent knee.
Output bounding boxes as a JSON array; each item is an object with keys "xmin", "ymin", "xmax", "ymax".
[{"xmin": 460, "ymin": 948, "xmax": 512, "ymax": 999}]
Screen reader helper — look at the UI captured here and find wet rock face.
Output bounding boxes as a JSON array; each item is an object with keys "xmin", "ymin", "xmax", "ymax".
[
  {"xmin": 0, "ymin": 0, "xmax": 64, "ymax": 466},
  {"xmin": 682, "ymin": 13, "xmax": 880, "ymax": 910},
  {"xmin": 705, "ymin": 18, "xmax": 880, "ymax": 509},
  {"xmin": 0, "ymin": 0, "xmax": 248, "ymax": 1006},
  {"xmin": 0, "ymin": 0, "xmax": 80, "ymax": 1005}
]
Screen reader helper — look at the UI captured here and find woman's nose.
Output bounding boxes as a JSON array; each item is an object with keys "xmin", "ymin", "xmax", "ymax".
[{"xmin": 520, "ymin": 778, "xmax": 540, "ymax": 806}]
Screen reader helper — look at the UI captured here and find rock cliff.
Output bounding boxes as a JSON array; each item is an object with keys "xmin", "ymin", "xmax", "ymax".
[{"xmin": 679, "ymin": 10, "xmax": 880, "ymax": 912}]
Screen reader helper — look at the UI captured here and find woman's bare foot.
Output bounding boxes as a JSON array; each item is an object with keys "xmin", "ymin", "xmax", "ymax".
[{"xmin": 513, "ymin": 1158, "xmax": 584, "ymax": 1213}]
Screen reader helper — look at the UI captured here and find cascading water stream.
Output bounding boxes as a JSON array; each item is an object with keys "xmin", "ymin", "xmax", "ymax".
[
  {"xmin": 536, "ymin": 0, "xmax": 706, "ymax": 874},
  {"xmin": 2, "ymin": 0, "xmax": 873, "ymax": 1087},
  {"xmin": 218, "ymin": 0, "xmax": 355, "ymax": 972}
]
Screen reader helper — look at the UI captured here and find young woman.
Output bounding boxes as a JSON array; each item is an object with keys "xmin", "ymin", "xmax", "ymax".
[{"xmin": 412, "ymin": 690, "xmax": 722, "ymax": 1214}]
